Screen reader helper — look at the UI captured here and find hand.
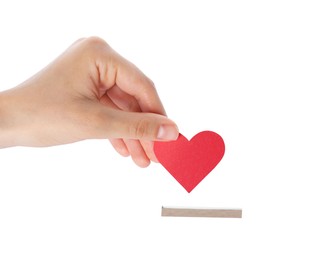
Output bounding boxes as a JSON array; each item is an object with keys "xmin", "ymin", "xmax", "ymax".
[{"xmin": 0, "ymin": 37, "xmax": 179, "ymax": 167}]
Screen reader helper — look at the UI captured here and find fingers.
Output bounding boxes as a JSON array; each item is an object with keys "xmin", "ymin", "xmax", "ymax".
[
  {"xmin": 70, "ymin": 36, "xmax": 166, "ymax": 116},
  {"xmin": 76, "ymin": 37, "xmax": 178, "ymax": 167},
  {"xmin": 99, "ymin": 94, "xmax": 165, "ymax": 167},
  {"xmin": 115, "ymin": 60, "xmax": 166, "ymax": 115},
  {"xmin": 105, "ymin": 85, "xmax": 160, "ymax": 162},
  {"xmin": 83, "ymin": 37, "xmax": 178, "ymax": 140},
  {"xmin": 110, "ymin": 138, "xmax": 155, "ymax": 167},
  {"xmin": 99, "ymin": 92, "xmax": 178, "ymax": 141},
  {"xmin": 94, "ymin": 42, "xmax": 167, "ymax": 115},
  {"xmin": 124, "ymin": 139, "xmax": 151, "ymax": 168},
  {"xmin": 109, "ymin": 138, "xmax": 129, "ymax": 157},
  {"xmin": 106, "ymin": 85, "xmax": 141, "ymax": 112},
  {"xmin": 140, "ymin": 140, "xmax": 159, "ymax": 163}
]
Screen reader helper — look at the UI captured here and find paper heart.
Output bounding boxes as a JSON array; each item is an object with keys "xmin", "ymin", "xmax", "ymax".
[{"xmin": 154, "ymin": 131, "xmax": 225, "ymax": 193}]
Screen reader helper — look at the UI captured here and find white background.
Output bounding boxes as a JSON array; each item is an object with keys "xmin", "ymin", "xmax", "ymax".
[{"xmin": 1, "ymin": 0, "xmax": 311, "ymax": 259}]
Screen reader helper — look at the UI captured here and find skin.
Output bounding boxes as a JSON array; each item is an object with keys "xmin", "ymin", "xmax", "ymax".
[{"xmin": 0, "ymin": 37, "xmax": 179, "ymax": 167}]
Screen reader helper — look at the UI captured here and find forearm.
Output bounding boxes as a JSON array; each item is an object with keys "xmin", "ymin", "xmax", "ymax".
[
  {"xmin": 0, "ymin": 90, "xmax": 23, "ymax": 148},
  {"xmin": 0, "ymin": 91, "xmax": 11, "ymax": 147}
]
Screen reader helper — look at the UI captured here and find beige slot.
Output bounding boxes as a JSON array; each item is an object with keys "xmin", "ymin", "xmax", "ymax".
[{"xmin": 161, "ymin": 207, "xmax": 242, "ymax": 218}]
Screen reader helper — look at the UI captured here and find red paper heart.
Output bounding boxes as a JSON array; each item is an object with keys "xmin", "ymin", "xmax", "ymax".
[{"xmin": 154, "ymin": 131, "xmax": 225, "ymax": 193}]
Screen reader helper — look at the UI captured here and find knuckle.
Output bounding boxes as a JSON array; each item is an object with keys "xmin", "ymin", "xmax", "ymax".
[
  {"xmin": 140, "ymin": 76, "xmax": 156, "ymax": 91},
  {"xmin": 85, "ymin": 36, "xmax": 107, "ymax": 46},
  {"xmin": 80, "ymin": 36, "xmax": 110, "ymax": 56},
  {"xmin": 145, "ymin": 78, "xmax": 158, "ymax": 95},
  {"xmin": 73, "ymin": 37, "xmax": 87, "ymax": 45},
  {"xmin": 147, "ymin": 78, "xmax": 156, "ymax": 90},
  {"xmin": 131, "ymin": 119, "xmax": 152, "ymax": 139}
]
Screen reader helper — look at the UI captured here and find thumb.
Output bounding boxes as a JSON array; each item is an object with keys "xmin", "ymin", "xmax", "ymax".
[{"xmin": 105, "ymin": 109, "xmax": 179, "ymax": 141}]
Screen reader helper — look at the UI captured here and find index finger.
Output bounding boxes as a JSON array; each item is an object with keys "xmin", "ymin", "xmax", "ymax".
[{"xmin": 114, "ymin": 55, "xmax": 167, "ymax": 116}]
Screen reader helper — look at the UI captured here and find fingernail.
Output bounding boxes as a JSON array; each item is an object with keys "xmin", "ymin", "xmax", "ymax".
[{"xmin": 157, "ymin": 125, "xmax": 179, "ymax": 140}]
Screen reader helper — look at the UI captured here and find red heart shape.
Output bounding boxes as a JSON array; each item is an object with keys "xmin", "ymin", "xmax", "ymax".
[{"xmin": 154, "ymin": 131, "xmax": 225, "ymax": 193}]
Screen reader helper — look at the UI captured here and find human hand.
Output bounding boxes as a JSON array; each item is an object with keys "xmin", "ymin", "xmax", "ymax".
[{"xmin": 0, "ymin": 37, "xmax": 179, "ymax": 167}]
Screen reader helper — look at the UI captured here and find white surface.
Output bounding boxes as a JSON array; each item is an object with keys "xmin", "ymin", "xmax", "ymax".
[{"xmin": 1, "ymin": 1, "xmax": 311, "ymax": 259}]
